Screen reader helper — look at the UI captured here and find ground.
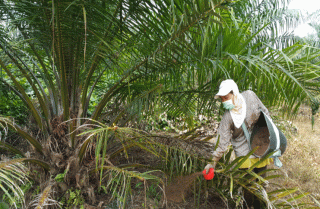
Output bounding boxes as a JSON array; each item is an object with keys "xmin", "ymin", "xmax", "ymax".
[
  {"xmin": 1, "ymin": 106, "xmax": 320, "ymax": 208},
  {"xmin": 270, "ymin": 106, "xmax": 320, "ymax": 200},
  {"xmin": 123, "ymin": 105, "xmax": 320, "ymax": 208}
]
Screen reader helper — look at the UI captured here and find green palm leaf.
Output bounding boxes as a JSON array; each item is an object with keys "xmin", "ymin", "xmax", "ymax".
[
  {"xmin": 0, "ymin": 117, "xmax": 43, "ymax": 155},
  {"xmin": 0, "ymin": 158, "xmax": 29, "ymax": 209}
]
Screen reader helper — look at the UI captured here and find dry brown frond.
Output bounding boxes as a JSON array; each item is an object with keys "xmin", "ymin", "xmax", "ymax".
[
  {"xmin": 51, "ymin": 115, "xmax": 67, "ymax": 139},
  {"xmin": 75, "ymin": 168, "xmax": 90, "ymax": 188},
  {"xmin": 86, "ymin": 186, "xmax": 96, "ymax": 204},
  {"xmin": 29, "ymin": 183, "xmax": 61, "ymax": 209},
  {"xmin": 0, "ymin": 158, "xmax": 24, "ymax": 169},
  {"xmin": 64, "ymin": 156, "xmax": 80, "ymax": 184},
  {"xmin": 51, "ymin": 152, "xmax": 65, "ymax": 168},
  {"xmin": 0, "ymin": 116, "xmax": 11, "ymax": 139}
]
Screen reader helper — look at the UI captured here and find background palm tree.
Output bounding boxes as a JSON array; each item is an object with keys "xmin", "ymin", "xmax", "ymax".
[{"xmin": 0, "ymin": 0, "xmax": 320, "ymax": 207}]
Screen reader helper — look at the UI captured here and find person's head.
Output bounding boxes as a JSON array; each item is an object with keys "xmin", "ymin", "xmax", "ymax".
[
  {"xmin": 215, "ymin": 79, "xmax": 239, "ymax": 110},
  {"xmin": 220, "ymin": 91, "xmax": 234, "ymax": 102}
]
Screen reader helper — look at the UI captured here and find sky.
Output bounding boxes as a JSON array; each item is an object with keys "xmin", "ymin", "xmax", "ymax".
[{"xmin": 288, "ymin": 0, "xmax": 320, "ymax": 37}]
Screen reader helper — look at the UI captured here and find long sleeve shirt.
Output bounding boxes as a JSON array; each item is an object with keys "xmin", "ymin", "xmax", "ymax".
[{"xmin": 212, "ymin": 90, "xmax": 270, "ymax": 161}]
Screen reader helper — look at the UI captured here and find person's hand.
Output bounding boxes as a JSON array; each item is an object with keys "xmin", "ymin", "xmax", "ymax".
[{"xmin": 204, "ymin": 162, "xmax": 216, "ymax": 174}]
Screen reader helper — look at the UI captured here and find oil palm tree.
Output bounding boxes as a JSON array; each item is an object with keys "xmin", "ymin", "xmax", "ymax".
[{"xmin": 0, "ymin": 0, "xmax": 320, "ymax": 207}]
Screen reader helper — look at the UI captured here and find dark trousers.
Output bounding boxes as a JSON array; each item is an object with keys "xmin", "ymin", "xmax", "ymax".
[{"xmin": 242, "ymin": 166, "xmax": 267, "ymax": 209}]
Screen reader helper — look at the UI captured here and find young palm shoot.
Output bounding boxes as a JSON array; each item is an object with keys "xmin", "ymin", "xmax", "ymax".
[{"xmin": 29, "ymin": 184, "xmax": 61, "ymax": 209}]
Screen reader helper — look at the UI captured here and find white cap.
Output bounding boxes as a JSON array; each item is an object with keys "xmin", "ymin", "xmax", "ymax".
[{"xmin": 214, "ymin": 79, "xmax": 236, "ymax": 99}]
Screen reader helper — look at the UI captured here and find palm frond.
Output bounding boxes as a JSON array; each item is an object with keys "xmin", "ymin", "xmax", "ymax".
[
  {"xmin": 0, "ymin": 116, "xmax": 10, "ymax": 139},
  {"xmin": 157, "ymin": 139, "xmax": 317, "ymax": 208},
  {"xmin": 0, "ymin": 117, "xmax": 43, "ymax": 155},
  {"xmin": 0, "ymin": 158, "xmax": 29, "ymax": 209},
  {"xmin": 92, "ymin": 165, "xmax": 163, "ymax": 209}
]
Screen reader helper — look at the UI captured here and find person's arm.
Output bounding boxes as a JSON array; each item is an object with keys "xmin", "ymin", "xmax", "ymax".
[
  {"xmin": 205, "ymin": 112, "xmax": 233, "ymax": 172},
  {"xmin": 252, "ymin": 91, "xmax": 270, "ymax": 116}
]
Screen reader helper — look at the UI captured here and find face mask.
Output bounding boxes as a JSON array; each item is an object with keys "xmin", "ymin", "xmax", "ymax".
[{"xmin": 222, "ymin": 99, "xmax": 235, "ymax": 110}]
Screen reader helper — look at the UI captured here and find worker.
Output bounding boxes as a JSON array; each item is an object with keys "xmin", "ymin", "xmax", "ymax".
[{"xmin": 204, "ymin": 79, "xmax": 273, "ymax": 208}]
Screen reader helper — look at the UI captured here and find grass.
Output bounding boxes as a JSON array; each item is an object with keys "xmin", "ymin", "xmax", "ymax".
[{"xmin": 270, "ymin": 105, "xmax": 320, "ymax": 203}]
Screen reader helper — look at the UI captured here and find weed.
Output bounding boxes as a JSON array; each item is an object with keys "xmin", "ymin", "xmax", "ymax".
[
  {"xmin": 59, "ymin": 188, "xmax": 85, "ymax": 209},
  {"xmin": 31, "ymin": 185, "xmax": 41, "ymax": 198},
  {"xmin": 135, "ymin": 182, "xmax": 143, "ymax": 190},
  {"xmin": 146, "ymin": 183, "xmax": 161, "ymax": 202},
  {"xmin": 2, "ymin": 178, "xmax": 33, "ymax": 208},
  {"xmin": 54, "ymin": 169, "xmax": 68, "ymax": 182},
  {"xmin": 0, "ymin": 201, "xmax": 10, "ymax": 209}
]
